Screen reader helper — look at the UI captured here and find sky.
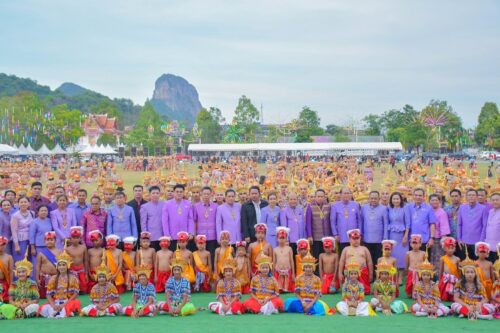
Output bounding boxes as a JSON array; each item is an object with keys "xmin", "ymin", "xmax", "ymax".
[{"xmin": 1, "ymin": 0, "xmax": 499, "ymax": 128}]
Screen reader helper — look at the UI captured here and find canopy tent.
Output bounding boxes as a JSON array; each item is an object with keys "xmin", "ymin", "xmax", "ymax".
[
  {"xmin": 33, "ymin": 144, "xmax": 52, "ymax": 155},
  {"xmin": 25, "ymin": 144, "xmax": 37, "ymax": 155},
  {"xmin": 0, "ymin": 144, "xmax": 19, "ymax": 155},
  {"xmin": 188, "ymin": 142, "xmax": 403, "ymax": 156},
  {"xmin": 79, "ymin": 144, "xmax": 118, "ymax": 155},
  {"xmin": 51, "ymin": 144, "xmax": 67, "ymax": 155}
]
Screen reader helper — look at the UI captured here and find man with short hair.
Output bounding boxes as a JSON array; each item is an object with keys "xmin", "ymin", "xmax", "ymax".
[
  {"xmin": 407, "ymin": 188, "xmax": 436, "ymax": 250},
  {"xmin": 107, "ymin": 191, "xmax": 138, "ymax": 243},
  {"xmin": 127, "ymin": 184, "xmax": 147, "ymax": 236},
  {"xmin": 360, "ymin": 191, "xmax": 388, "ymax": 264},
  {"xmin": 29, "ymin": 181, "xmax": 51, "ymax": 215},
  {"xmin": 330, "ymin": 187, "xmax": 361, "ymax": 254},
  {"xmin": 140, "ymin": 186, "xmax": 164, "ymax": 251},
  {"xmin": 306, "ymin": 189, "xmax": 332, "ymax": 259},
  {"xmin": 483, "ymin": 192, "xmax": 500, "ymax": 262},
  {"xmin": 161, "ymin": 184, "xmax": 194, "ymax": 251},
  {"xmin": 457, "ymin": 189, "xmax": 488, "ymax": 260},
  {"xmin": 193, "ymin": 186, "xmax": 218, "ymax": 260},
  {"xmin": 241, "ymin": 186, "xmax": 268, "ymax": 243},
  {"xmin": 216, "ymin": 189, "xmax": 242, "ymax": 245},
  {"xmin": 69, "ymin": 189, "xmax": 90, "ymax": 225}
]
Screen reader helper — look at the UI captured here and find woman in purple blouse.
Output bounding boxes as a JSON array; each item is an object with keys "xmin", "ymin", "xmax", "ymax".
[
  {"xmin": 50, "ymin": 194, "xmax": 78, "ymax": 249},
  {"xmin": 387, "ymin": 192, "xmax": 410, "ymax": 285}
]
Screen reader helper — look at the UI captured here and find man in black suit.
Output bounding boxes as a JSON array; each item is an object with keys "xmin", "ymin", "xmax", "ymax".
[
  {"xmin": 127, "ymin": 184, "xmax": 147, "ymax": 237},
  {"xmin": 241, "ymin": 185, "xmax": 268, "ymax": 243}
]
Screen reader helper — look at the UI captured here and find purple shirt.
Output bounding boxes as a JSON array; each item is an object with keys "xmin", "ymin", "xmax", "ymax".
[
  {"xmin": 330, "ymin": 201, "xmax": 361, "ymax": 243},
  {"xmin": 407, "ymin": 202, "xmax": 436, "ymax": 244},
  {"xmin": 50, "ymin": 208, "xmax": 78, "ymax": 248},
  {"xmin": 360, "ymin": 204, "xmax": 388, "ymax": 243},
  {"xmin": 483, "ymin": 208, "xmax": 500, "ymax": 250},
  {"xmin": 81, "ymin": 208, "xmax": 108, "ymax": 247},
  {"xmin": 215, "ymin": 203, "xmax": 242, "ymax": 244},
  {"xmin": 0, "ymin": 211, "xmax": 12, "ymax": 240},
  {"xmin": 261, "ymin": 205, "xmax": 281, "ymax": 247},
  {"xmin": 106, "ymin": 204, "xmax": 138, "ymax": 240},
  {"xmin": 29, "ymin": 217, "xmax": 53, "ymax": 247},
  {"xmin": 193, "ymin": 201, "xmax": 218, "ymax": 241},
  {"xmin": 433, "ymin": 207, "xmax": 450, "ymax": 239},
  {"xmin": 29, "ymin": 196, "xmax": 51, "ymax": 215},
  {"xmin": 279, "ymin": 206, "xmax": 305, "ymax": 243},
  {"xmin": 457, "ymin": 203, "xmax": 487, "ymax": 245},
  {"xmin": 140, "ymin": 201, "xmax": 165, "ymax": 241},
  {"xmin": 161, "ymin": 199, "xmax": 194, "ymax": 239}
]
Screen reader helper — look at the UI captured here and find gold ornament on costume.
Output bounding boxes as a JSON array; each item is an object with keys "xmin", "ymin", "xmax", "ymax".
[{"xmin": 14, "ymin": 247, "xmax": 33, "ymax": 276}]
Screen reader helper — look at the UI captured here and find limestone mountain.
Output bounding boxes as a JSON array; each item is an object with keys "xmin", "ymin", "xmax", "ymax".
[{"xmin": 150, "ymin": 74, "xmax": 202, "ymax": 126}]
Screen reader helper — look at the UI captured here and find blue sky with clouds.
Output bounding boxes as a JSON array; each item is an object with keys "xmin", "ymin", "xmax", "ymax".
[{"xmin": 1, "ymin": 0, "xmax": 499, "ymax": 127}]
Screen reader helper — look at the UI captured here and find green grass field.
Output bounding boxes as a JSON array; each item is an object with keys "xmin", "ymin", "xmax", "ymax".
[{"xmin": 1, "ymin": 288, "xmax": 496, "ymax": 333}]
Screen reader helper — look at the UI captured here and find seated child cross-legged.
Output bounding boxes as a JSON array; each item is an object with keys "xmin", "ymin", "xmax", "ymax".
[
  {"xmin": 285, "ymin": 251, "xmax": 334, "ymax": 316},
  {"xmin": 370, "ymin": 261, "xmax": 407, "ymax": 315},
  {"xmin": 242, "ymin": 253, "xmax": 284, "ymax": 315},
  {"xmin": 122, "ymin": 261, "xmax": 156, "ymax": 317},
  {"xmin": 451, "ymin": 255, "xmax": 495, "ymax": 320},
  {"xmin": 410, "ymin": 254, "xmax": 450, "ymax": 318},
  {"xmin": 208, "ymin": 253, "xmax": 244, "ymax": 315},
  {"xmin": 81, "ymin": 254, "xmax": 122, "ymax": 317},
  {"xmin": 157, "ymin": 253, "xmax": 197, "ymax": 316},
  {"xmin": 336, "ymin": 258, "xmax": 370, "ymax": 316}
]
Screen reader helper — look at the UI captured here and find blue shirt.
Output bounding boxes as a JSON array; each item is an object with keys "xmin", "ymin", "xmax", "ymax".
[
  {"xmin": 106, "ymin": 205, "xmax": 138, "ymax": 240},
  {"xmin": 29, "ymin": 217, "xmax": 54, "ymax": 247},
  {"xmin": 360, "ymin": 204, "xmax": 388, "ymax": 243},
  {"xmin": 165, "ymin": 277, "xmax": 191, "ymax": 303},
  {"xmin": 68, "ymin": 202, "xmax": 90, "ymax": 225},
  {"xmin": 133, "ymin": 282, "xmax": 156, "ymax": 306},
  {"xmin": 407, "ymin": 202, "xmax": 436, "ymax": 243}
]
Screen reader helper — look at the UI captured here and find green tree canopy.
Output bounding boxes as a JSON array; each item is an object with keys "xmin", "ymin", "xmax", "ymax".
[
  {"xmin": 476, "ymin": 102, "xmax": 500, "ymax": 149},
  {"xmin": 196, "ymin": 108, "xmax": 223, "ymax": 143},
  {"xmin": 233, "ymin": 95, "xmax": 259, "ymax": 142}
]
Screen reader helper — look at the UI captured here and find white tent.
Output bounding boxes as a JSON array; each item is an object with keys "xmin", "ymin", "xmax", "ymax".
[
  {"xmin": 51, "ymin": 144, "xmax": 67, "ymax": 155},
  {"xmin": 104, "ymin": 144, "xmax": 118, "ymax": 154},
  {"xmin": 33, "ymin": 144, "xmax": 52, "ymax": 155},
  {"xmin": 16, "ymin": 145, "xmax": 28, "ymax": 154},
  {"xmin": 0, "ymin": 144, "xmax": 19, "ymax": 155},
  {"xmin": 25, "ymin": 144, "xmax": 37, "ymax": 155},
  {"xmin": 79, "ymin": 144, "xmax": 117, "ymax": 155}
]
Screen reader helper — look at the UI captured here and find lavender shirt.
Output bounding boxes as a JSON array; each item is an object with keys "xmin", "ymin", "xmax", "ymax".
[
  {"xmin": 261, "ymin": 205, "xmax": 281, "ymax": 247},
  {"xmin": 11, "ymin": 210, "xmax": 34, "ymax": 243},
  {"xmin": 330, "ymin": 201, "xmax": 361, "ymax": 243},
  {"xmin": 29, "ymin": 217, "xmax": 53, "ymax": 247},
  {"xmin": 407, "ymin": 202, "xmax": 436, "ymax": 244},
  {"xmin": 0, "ymin": 211, "xmax": 12, "ymax": 240},
  {"xmin": 279, "ymin": 206, "xmax": 305, "ymax": 243},
  {"xmin": 140, "ymin": 201, "xmax": 165, "ymax": 241},
  {"xmin": 457, "ymin": 203, "xmax": 487, "ymax": 245},
  {"xmin": 193, "ymin": 201, "xmax": 218, "ymax": 241},
  {"xmin": 107, "ymin": 204, "xmax": 138, "ymax": 240},
  {"xmin": 483, "ymin": 208, "xmax": 500, "ymax": 250},
  {"xmin": 215, "ymin": 203, "xmax": 242, "ymax": 244},
  {"xmin": 50, "ymin": 208, "xmax": 78, "ymax": 248},
  {"xmin": 433, "ymin": 207, "xmax": 450, "ymax": 239},
  {"xmin": 161, "ymin": 199, "xmax": 194, "ymax": 239},
  {"xmin": 360, "ymin": 204, "xmax": 388, "ymax": 243}
]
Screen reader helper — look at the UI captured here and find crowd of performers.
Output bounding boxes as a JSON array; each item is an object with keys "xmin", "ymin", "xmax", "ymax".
[{"xmin": 0, "ymin": 155, "xmax": 499, "ymax": 320}]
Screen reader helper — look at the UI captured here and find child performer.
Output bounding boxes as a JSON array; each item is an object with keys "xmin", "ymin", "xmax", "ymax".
[
  {"xmin": 492, "ymin": 243, "xmax": 500, "ymax": 319},
  {"xmin": 248, "ymin": 223, "xmax": 273, "ymax": 276},
  {"xmin": 193, "ymin": 234, "xmax": 211, "ymax": 292},
  {"xmin": 122, "ymin": 259, "xmax": 156, "ymax": 317},
  {"xmin": 39, "ymin": 250, "xmax": 81, "ymax": 318},
  {"xmin": 338, "ymin": 229, "xmax": 373, "ymax": 295},
  {"xmin": 379, "ymin": 240, "xmax": 398, "ymax": 296},
  {"xmin": 438, "ymin": 236, "xmax": 460, "ymax": 301},
  {"xmin": 411, "ymin": 253, "xmax": 450, "ymax": 318},
  {"xmin": 155, "ymin": 236, "xmax": 172, "ymax": 292},
  {"xmin": 35, "ymin": 231, "xmax": 60, "ymax": 299},
  {"xmin": 81, "ymin": 257, "xmax": 122, "ymax": 317},
  {"xmin": 5, "ymin": 252, "xmax": 40, "ymax": 318},
  {"xmin": 87, "ymin": 230, "xmax": 105, "ymax": 293},
  {"xmin": 371, "ymin": 261, "xmax": 407, "ymax": 315},
  {"xmin": 67, "ymin": 226, "xmax": 88, "ymax": 294},
  {"xmin": 273, "ymin": 227, "xmax": 294, "ymax": 292},
  {"xmin": 136, "ymin": 232, "xmax": 156, "ymax": 284},
  {"xmin": 242, "ymin": 253, "xmax": 284, "ymax": 315},
  {"xmin": 336, "ymin": 258, "xmax": 370, "ymax": 316},
  {"xmin": 157, "ymin": 254, "xmax": 197, "ymax": 316},
  {"xmin": 105, "ymin": 234, "xmax": 125, "ymax": 293},
  {"xmin": 285, "ymin": 252, "xmax": 333, "ymax": 316},
  {"xmin": 319, "ymin": 236, "xmax": 338, "ymax": 294},
  {"xmin": 176, "ymin": 231, "xmax": 196, "ymax": 285},
  {"xmin": 122, "ymin": 236, "xmax": 137, "ymax": 291},
  {"xmin": 475, "ymin": 242, "xmax": 494, "ymax": 300},
  {"xmin": 208, "ymin": 253, "xmax": 244, "ymax": 315},
  {"xmin": 295, "ymin": 239, "xmax": 310, "ymax": 277},
  {"xmin": 0, "ymin": 236, "xmax": 14, "ymax": 303},
  {"xmin": 451, "ymin": 254, "xmax": 495, "ymax": 320},
  {"xmin": 235, "ymin": 241, "xmax": 250, "ymax": 294},
  {"xmin": 405, "ymin": 234, "xmax": 426, "ymax": 298},
  {"xmin": 214, "ymin": 231, "xmax": 234, "ymax": 281}
]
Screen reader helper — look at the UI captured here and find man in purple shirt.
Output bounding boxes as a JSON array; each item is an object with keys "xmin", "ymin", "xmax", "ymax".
[
  {"xmin": 478, "ymin": 188, "xmax": 493, "ymax": 212},
  {"xmin": 407, "ymin": 188, "xmax": 436, "ymax": 250},
  {"xmin": 483, "ymin": 192, "xmax": 499, "ymax": 262},
  {"xmin": 360, "ymin": 191, "xmax": 388, "ymax": 264},
  {"xmin": 161, "ymin": 184, "xmax": 194, "ymax": 251},
  {"xmin": 48, "ymin": 186, "xmax": 66, "ymax": 211},
  {"xmin": 29, "ymin": 181, "xmax": 51, "ymax": 216},
  {"xmin": 216, "ymin": 189, "xmax": 242, "ymax": 245},
  {"xmin": 306, "ymin": 189, "xmax": 332, "ymax": 259},
  {"xmin": 140, "ymin": 186, "xmax": 164, "ymax": 250},
  {"xmin": 458, "ymin": 189, "xmax": 488, "ymax": 260},
  {"xmin": 68, "ymin": 189, "xmax": 90, "ymax": 225},
  {"xmin": 280, "ymin": 192, "xmax": 305, "ymax": 254},
  {"xmin": 106, "ymin": 191, "xmax": 138, "ymax": 247},
  {"xmin": 330, "ymin": 187, "xmax": 361, "ymax": 254},
  {"xmin": 193, "ymin": 186, "xmax": 218, "ymax": 260}
]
